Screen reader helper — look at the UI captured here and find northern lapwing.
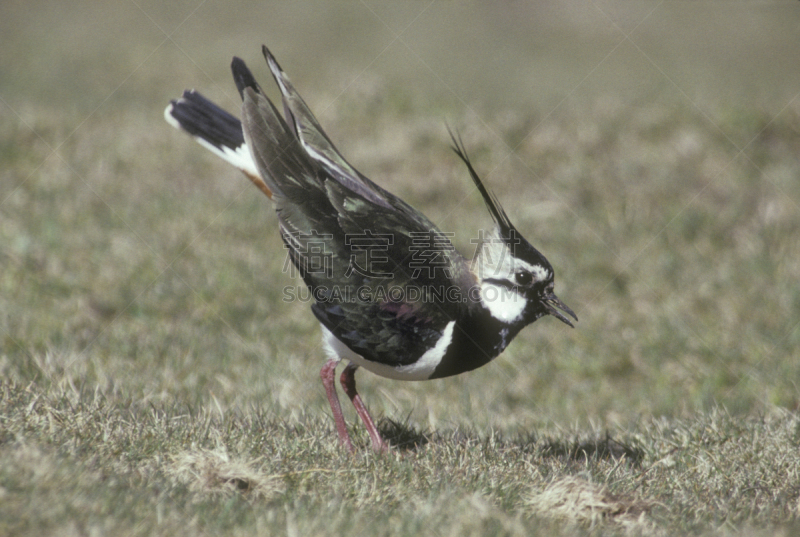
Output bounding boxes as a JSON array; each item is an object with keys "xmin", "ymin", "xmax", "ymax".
[{"xmin": 165, "ymin": 45, "xmax": 577, "ymax": 453}]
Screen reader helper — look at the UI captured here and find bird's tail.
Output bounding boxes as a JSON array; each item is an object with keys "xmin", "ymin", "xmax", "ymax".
[{"xmin": 164, "ymin": 90, "xmax": 273, "ymax": 199}]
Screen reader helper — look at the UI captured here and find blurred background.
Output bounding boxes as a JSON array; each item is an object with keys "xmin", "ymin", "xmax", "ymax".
[
  {"xmin": 2, "ymin": 0, "xmax": 799, "ymax": 431},
  {"xmin": 3, "ymin": 1, "xmax": 799, "ymax": 118}
]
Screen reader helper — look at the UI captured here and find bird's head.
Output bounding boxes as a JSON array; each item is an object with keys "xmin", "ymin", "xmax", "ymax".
[{"xmin": 450, "ymin": 131, "xmax": 577, "ymax": 328}]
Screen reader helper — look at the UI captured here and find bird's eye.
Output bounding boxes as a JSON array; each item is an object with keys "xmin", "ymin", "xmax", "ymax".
[{"xmin": 514, "ymin": 271, "xmax": 533, "ymax": 286}]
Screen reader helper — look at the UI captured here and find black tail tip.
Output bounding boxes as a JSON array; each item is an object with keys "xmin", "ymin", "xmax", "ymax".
[{"xmin": 231, "ymin": 56, "xmax": 259, "ymax": 100}]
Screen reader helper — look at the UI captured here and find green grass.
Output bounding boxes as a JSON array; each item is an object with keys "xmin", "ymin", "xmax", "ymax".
[{"xmin": 3, "ymin": 2, "xmax": 800, "ymax": 535}]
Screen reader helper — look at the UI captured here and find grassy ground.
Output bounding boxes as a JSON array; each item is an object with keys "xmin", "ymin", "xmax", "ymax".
[
  {"xmin": 2, "ymin": 1, "xmax": 800, "ymax": 535},
  {"xmin": 3, "ymin": 380, "xmax": 800, "ymax": 536}
]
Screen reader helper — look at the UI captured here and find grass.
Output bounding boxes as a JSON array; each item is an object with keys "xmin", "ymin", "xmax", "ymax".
[
  {"xmin": 3, "ymin": 381, "xmax": 800, "ymax": 536},
  {"xmin": 3, "ymin": 1, "xmax": 800, "ymax": 534}
]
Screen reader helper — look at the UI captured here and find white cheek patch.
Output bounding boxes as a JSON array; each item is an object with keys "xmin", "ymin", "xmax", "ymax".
[{"xmin": 480, "ymin": 281, "xmax": 526, "ymax": 323}]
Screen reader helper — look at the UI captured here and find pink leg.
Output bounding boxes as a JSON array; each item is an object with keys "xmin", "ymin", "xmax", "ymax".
[
  {"xmin": 320, "ymin": 358, "xmax": 354, "ymax": 452},
  {"xmin": 339, "ymin": 363, "xmax": 388, "ymax": 453}
]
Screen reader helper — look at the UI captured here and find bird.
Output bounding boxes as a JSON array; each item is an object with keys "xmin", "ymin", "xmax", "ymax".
[{"xmin": 164, "ymin": 45, "xmax": 577, "ymax": 453}]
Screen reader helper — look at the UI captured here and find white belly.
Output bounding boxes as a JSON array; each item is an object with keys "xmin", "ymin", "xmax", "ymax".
[{"xmin": 320, "ymin": 321, "xmax": 456, "ymax": 381}]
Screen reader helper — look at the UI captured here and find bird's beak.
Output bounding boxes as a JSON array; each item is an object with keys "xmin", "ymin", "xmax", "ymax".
[{"xmin": 542, "ymin": 292, "xmax": 578, "ymax": 328}]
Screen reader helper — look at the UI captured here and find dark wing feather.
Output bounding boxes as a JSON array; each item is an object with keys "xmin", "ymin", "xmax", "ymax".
[
  {"xmin": 261, "ymin": 45, "xmax": 396, "ymax": 210},
  {"xmin": 235, "ymin": 52, "xmax": 478, "ymax": 366},
  {"xmin": 309, "ymin": 178, "xmax": 476, "ymax": 366}
]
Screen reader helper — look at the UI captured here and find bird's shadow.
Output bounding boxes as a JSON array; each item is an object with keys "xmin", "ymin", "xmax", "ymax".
[
  {"xmin": 537, "ymin": 432, "xmax": 645, "ymax": 466},
  {"xmin": 378, "ymin": 420, "xmax": 644, "ymax": 465},
  {"xmin": 378, "ymin": 418, "xmax": 432, "ymax": 451}
]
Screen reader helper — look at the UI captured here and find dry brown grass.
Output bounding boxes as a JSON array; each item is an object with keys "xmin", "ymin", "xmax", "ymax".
[
  {"xmin": 525, "ymin": 476, "xmax": 656, "ymax": 531},
  {"xmin": 167, "ymin": 446, "xmax": 284, "ymax": 500}
]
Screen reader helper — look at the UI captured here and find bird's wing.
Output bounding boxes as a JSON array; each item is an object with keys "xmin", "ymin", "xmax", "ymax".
[
  {"xmin": 307, "ymin": 175, "xmax": 478, "ymax": 367},
  {"xmin": 236, "ymin": 56, "xmax": 478, "ymax": 366},
  {"xmin": 258, "ymin": 45, "xmax": 397, "ymax": 210},
  {"xmin": 167, "ymin": 48, "xmax": 479, "ymax": 367}
]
